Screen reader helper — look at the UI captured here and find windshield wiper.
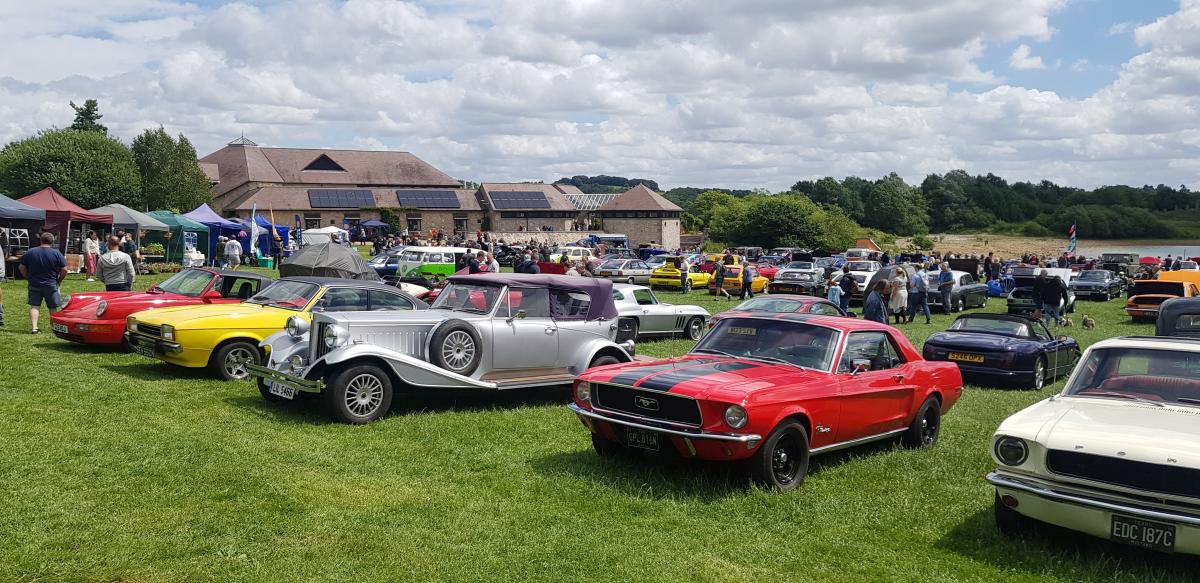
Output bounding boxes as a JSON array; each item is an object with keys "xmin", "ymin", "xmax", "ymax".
[
  {"xmin": 746, "ymin": 354, "xmax": 816, "ymax": 371},
  {"xmin": 1077, "ymin": 391, "xmax": 1164, "ymax": 407},
  {"xmin": 1175, "ymin": 397, "xmax": 1200, "ymax": 406},
  {"xmin": 692, "ymin": 348, "xmax": 739, "ymax": 359}
]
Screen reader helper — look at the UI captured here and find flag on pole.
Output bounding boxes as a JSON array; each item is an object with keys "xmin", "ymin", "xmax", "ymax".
[
  {"xmin": 1067, "ymin": 223, "xmax": 1077, "ymax": 256},
  {"xmin": 249, "ymin": 203, "xmax": 261, "ymax": 256}
]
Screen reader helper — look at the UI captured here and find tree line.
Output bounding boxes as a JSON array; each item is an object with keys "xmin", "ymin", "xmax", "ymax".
[{"xmin": 0, "ymin": 99, "xmax": 213, "ymax": 212}]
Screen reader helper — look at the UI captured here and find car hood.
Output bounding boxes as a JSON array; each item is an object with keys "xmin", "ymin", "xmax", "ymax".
[
  {"xmin": 586, "ymin": 356, "xmax": 806, "ymax": 402},
  {"xmin": 925, "ymin": 331, "xmax": 1028, "ymax": 350},
  {"xmin": 1001, "ymin": 396, "xmax": 1200, "ymax": 469},
  {"xmin": 69, "ymin": 291, "xmax": 206, "ymax": 317},
  {"xmin": 131, "ymin": 302, "xmax": 295, "ymax": 329},
  {"xmin": 320, "ymin": 309, "xmax": 455, "ymax": 327}
]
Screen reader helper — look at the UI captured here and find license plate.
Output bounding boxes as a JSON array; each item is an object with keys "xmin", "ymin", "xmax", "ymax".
[
  {"xmin": 52, "ymin": 323, "xmax": 68, "ymax": 334},
  {"xmin": 268, "ymin": 383, "xmax": 296, "ymax": 400},
  {"xmin": 601, "ymin": 272, "xmax": 612, "ymax": 276},
  {"xmin": 948, "ymin": 352, "xmax": 984, "ymax": 363},
  {"xmin": 132, "ymin": 341, "xmax": 154, "ymax": 358},
  {"xmin": 1111, "ymin": 515, "xmax": 1175, "ymax": 552},
  {"xmin": 624, "ymin": 427, "xmax": 659, "ymax": 451}
]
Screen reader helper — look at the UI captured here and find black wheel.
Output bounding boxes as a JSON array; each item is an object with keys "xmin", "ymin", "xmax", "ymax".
[
  {"xmin": 589, "ymin": 354, "xmax": 621, "ymax": 368},
  {"xmin": 324, "ymin": 363, "xmax": 394, "ymax": 424},
  {"xmin": 684, "ymin": 316, "xmax": 705, "ymax": 341},
  {"xmin": 979, "ymin": 295, "xmax": 988, "ymax": 308},
  {"xmin": 748, "ymin": 421, "xmax": 810, "ymax": 491},
  {"xmin": 429, "ymin": 320, "xmax": 482, "ymax": 376},
  {"xmin": 902, "ymin": 396, "xmax": 941, "ymax": 449},
  {"xmin": 994, "ymin": 492, "xmax": 1035, "ymax": 536},
  {"xmin": 1099, "ymin": 291, "xmax": 1109, "ymax": 302},
  {"xmin": 209, "ymin": 340, "xmax": 260, "ymax": 381},
  {"xmin": 591, "ymin": 432, "xmax": 636, "ymax": 458},
  {"xmin": 1031, "ymin": 357, "xmax": 1046, "ymax": 390}
]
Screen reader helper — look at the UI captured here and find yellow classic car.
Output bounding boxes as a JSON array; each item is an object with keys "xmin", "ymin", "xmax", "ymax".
[
  {"xmin": 708, "ymin": 265, "xmax": 770, "ymax": 295},
  {"xmin": 125, "ymin": 277, "xmax": 423, "ymax": 380},
  {"xmin": 648, "ymin": 256, "xmax": 712, "ymax": 291}
]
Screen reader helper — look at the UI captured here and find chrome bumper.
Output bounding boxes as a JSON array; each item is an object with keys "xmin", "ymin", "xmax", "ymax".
[
  {"xmin": 569, "ymin": 402, "xmax": 761, "ymax": 445},
  {"xmin": 987, "ymin": 471, "xmax": 1200, "ymax": 527},
  {"xmin": 125, "ymin": 332, "xmax": 181, "ymax": 354},
  {"xmin": 246, "ymin": 363, "xmax": 323, "ymax": 393}
]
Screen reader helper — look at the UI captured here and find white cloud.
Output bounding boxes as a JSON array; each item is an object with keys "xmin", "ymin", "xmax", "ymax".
[
  {"xmin": 1008, "ymin": 44, "xmax": 1047, "ymax": 70},
  {"xmin": 2, "ymin": 0, "xmax": 1200, "ymax": 192}
]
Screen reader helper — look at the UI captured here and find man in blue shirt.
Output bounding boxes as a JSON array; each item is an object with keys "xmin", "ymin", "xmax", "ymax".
[
  {"xmin": 863, "ymin": 280, "xmax": 888, "ymax": 324},
  {"xmin": 936, "ymin": 262, "xmax": 955, "ymax": 314},
  {"xmin": 18, "ymin": 232, "xmax": 67, "ymax": 334},
  {"xmin": 907, "ymin": 263, "xmax": 932, "ymax": 324}
]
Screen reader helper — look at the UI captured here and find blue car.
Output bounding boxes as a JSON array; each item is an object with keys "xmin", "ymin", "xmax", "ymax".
[{"xmin": 921, "ymin": 313, "xmax": 1080, "ymax": 390}]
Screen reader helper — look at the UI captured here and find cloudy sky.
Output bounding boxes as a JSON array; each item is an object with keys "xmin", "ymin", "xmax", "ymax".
[{"xmin": 1, "ymin": 0, "xmax": 1197, "ymax": 191}]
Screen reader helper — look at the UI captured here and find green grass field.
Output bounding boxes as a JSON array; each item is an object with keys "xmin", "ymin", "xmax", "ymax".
[{"xmin": 1, "ymin": 270, "xmax": 1196, "ymax": 582}]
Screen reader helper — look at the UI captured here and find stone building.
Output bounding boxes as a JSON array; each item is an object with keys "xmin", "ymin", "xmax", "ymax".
[
  {"xmin": 597, "ymin": 184, "xmax": 683, "ymax": 249},
  {"xmin": 199, "ymin": 137, "xmax": 480, "ymax": 234},
  {"xmin": 476, "ymin": 183, "xmax": 581, "ymax": 233}
]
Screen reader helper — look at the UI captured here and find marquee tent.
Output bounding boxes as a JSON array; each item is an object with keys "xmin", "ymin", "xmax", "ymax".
[
  {"xmin": 90, "ymin": 204, "xmax": 168, "ymax": 232},
  {"xmin": 300, "ymin": 225, "xmax": 349, "ymax": 246},
  {"xmin": 183, "ymin": 203, "xmax": 243, "ymax": 260},
  {"xmin": 145, "ymin": 211, "xmax": 211, "ymax": 264},
  {"xmin": 0, "ymin": 193, "xmax": 46, "ymax": 258},
  {"xmin": 0, "ymin": 193, "xmax": 46, "ymax": 222},
  {"xmin": 238, "ymin": 214, "xmax": 290, "ymax": 257},
  {"xmin": 18, "ymin": 187, "xmax": 112, "ymax": 253}
]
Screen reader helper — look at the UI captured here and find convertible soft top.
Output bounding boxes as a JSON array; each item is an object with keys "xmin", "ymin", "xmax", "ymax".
[
  {"xmin": 448, "ymin": 273, "xmax": 618, "ymax": 320},
  {"xmin": 953, "ymin": 313, "xmax": 1039, "ymax": 324}
]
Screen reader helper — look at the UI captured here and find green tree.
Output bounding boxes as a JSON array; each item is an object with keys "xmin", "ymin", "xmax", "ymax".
[
  {"xmin": 862, "ymin": 173, "xmax": 928, "ymax": 235},
  {"xmin": 131, "ymin": 127, "xmax": 213, "ymax": 211},
  {"xmin": 691, "ymin": 190, "xmax": 740, "ymax": 231},
  {"xmin": 0, "ymin": 128, "xmax": 140, "ymax": 208},
  {"xmin": 69, "ymin": 99, "xmax": 108, "ymax": 134}
]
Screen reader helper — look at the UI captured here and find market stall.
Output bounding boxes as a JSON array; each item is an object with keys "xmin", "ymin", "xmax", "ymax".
[
  {"xmin": 0, "ymin": 193, "xmax": 47, "ymax": 277},
  {"xmin": 183, "ymin": 203, "xmax": 243, "ymax": 263},
  {"xmin": 239, "ymin": 214, "xmax": 290, "ymax": 268},
  {"xmin": 90, "ymin": 203, "xmax": 169, "ymax": 261},
  {"xmin": 145, "ymin": 211, "xmax": 211, "ymax": 266},
  {"xmin": 17, "ymin": 187, "xmax": 113, "ymax": 272}
]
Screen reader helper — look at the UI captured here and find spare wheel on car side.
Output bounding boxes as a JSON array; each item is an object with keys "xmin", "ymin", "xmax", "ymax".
[{"xmin": 429, "ymin": 320, "xmax": 483, "ymax": 376}]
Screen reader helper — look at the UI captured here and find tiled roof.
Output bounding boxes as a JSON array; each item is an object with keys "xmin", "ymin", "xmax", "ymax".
[
  {"xmin": 199, "ymin": 162, "xmax": 220, "ymax": 182},
  {"xmin": 598, "ymin": 184, "xmax": 683, "ymax": 212}
]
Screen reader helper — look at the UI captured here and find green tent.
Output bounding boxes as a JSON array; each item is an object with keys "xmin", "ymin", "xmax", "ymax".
[{"xmin": 145, "ymin": 211, "xmax": 211, "ymax": 264}]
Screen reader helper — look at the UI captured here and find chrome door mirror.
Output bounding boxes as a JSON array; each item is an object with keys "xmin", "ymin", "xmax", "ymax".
[{"xmin": 506, "ymin": 309, "xmax": 527, "ymax": 324}]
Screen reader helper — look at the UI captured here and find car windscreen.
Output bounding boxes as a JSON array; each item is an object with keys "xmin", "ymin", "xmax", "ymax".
[
  {"xmin": 784, "ymin": 262, "xmax": 814, "ymax": 270},
  {"xmin": 400, "ymin": 250, "xmax": 424, "ymax": 262},
  {"xmin": 1077, "ymin": 270, "xmax": 1110, "ymax": 281},
  {"xmin": 692, "ymin": 317, "xmax": 839, "ymax": 371},
  {"xmin": 247, "ymin": 280, "xmax": 320, "ymax": 310},
  {"xmin": 847, "ymin": 261, "xmax": 875, "ymax": 271},
  {"xmin": 732, "ymin": 298, "xmax": 804, "ymax": 313},
  {"xmin": 599, "ymin": 260, "xmax": 625, "ymax": 270},
  {"xmin": 1066, "ymin": 346, "xmax": 1200, "ymax": 408},
  {"xmin": 1132, "ymin": 281, "xmax": 1184, "ymax": 296},
  {"xmin": 154, "ymin": 269, "xmax": 214, "ymax": 296},
  {"xmin": 948, "ymin": 317, "xmax": 1029, "ymax": 337},
  {"xmin": 430, "ymin": 282, "xmax": 503, "ymax": 313},
  {"xmin": 368, "ymin": 255, "xmax": 387, "ymax": 265}
]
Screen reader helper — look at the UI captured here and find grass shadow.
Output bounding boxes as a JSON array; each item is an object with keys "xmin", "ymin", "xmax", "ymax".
[
  {"xmin": 390, "ymin": 385, "xmax": 573, "ymax": 415},
  {"xmin": 38, "ymin": 340, "xmax": 127, "ymax": 355},
  {"xmin": 100, "ymin": 362, "xmax": 211, "ymax": 382},
  {"xmin": 528, "ymin": 449, "xmax": 750, "ymax": 503},
  {"xmin": 222, "ymin": 394, "xmax": 333, "ymax": 426},
  {"xmin": 937, "ymin": 508, "xmax": 1199, "ymax": 580}
]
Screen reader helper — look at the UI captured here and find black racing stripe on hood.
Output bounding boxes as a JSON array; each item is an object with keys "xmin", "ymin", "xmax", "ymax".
[
  {"xmin": 607, "ymin": 358, "xmax": 718, "ymax": 387},
  {"xmin": 634, "ymin": 361, "xmax": 762, "ymax": 392}
]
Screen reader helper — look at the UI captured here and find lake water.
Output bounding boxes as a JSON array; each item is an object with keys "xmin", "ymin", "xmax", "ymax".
[{"xmin": 1074, "ymin": 241, "xmax": 1200, "ymax": 259}]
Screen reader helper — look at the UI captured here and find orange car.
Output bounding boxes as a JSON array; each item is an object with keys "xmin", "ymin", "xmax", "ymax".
[{"xmin": 1126, "ymin": 273, "xmax": 1200, "ymax": 321}]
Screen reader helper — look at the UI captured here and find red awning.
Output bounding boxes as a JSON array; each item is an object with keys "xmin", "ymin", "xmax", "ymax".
[{"xmin": 18, "ymin": 187, "xmax": 113, "ymax": 224}]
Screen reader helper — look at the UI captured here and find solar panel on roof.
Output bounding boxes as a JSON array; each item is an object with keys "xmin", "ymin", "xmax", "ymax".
[
  {"xmin": 307, "ymin": 189, "xmax": 375, "ymax": 208},
  {"xmin": 489, "ymin": 190, "xmax": 550, "ymax": 209},
  {"xmin": 396, "ymin": 189, "xmax": 461, "ymax": 209}
]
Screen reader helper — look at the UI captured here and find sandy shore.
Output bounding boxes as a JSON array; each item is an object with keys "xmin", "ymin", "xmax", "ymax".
[{"xmin": 895, "ymin": 234, "xmax": 1200, "ymax": 260}]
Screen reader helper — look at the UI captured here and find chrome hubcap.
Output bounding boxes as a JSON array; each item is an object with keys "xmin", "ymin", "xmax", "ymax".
[
  {"xmin": 224, "ymin": 347, "xmax": 254, "ymax": 379},
  {"xmin": 689, "ymin": 320, "xmax": 702, "ymax": 339},
  {"xmin": 345, "ymin": 373, "xmax": 384, "ymax": 416},
  {"xmin": 442, "ymin": 331, "xmax": 476, "ymax": 371}
]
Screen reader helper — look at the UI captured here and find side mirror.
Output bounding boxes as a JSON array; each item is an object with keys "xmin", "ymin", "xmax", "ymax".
[
  {"xmin": 506, "ymin": 309, "xmax": 527, "ymax": 324},
  {"xmin": 850, "ymin": 359, "xmax": 870, "ymax": 375},
  {"xmin": 201, "ymin": 289, "xmax": 222, "ymax": 302}
]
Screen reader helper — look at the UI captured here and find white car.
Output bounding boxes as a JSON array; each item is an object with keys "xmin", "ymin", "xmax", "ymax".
[
  {"xmin": 550, "ymin": 246, "xmax": 594, "ymax": 264},
  {"xmin": 611, "ymin": 283, "xmax": 710, "ymax": 341},
  {"xmin": 988, "ymin": 336, "xmax": 1200, "ymax": 556},
  {"xmin": 833, "ymin": 260, "xmax": 881, "ymax": 301},
  {"xmin": 596, "ymin": 259, "xmax": 653, "ymax": 284}
]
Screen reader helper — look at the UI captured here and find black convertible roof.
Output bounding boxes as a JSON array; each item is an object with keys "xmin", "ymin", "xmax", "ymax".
[
  {"xmin": 446, "ymin": 273, "xmax": 618, "ymax": 320},
  {"xmin": 954, "ymin": 313, "xmax": 1039, "ymax": 324}
]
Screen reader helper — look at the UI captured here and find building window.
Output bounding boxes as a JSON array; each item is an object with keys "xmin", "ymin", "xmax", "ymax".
[
  {"xmin": 406, "ymin": 213, "xmax": 422, "ymax": 232},
  {"xmin": 344, "ymin": 212, "xmax": 361, "ymax": 231},
  {"xmin": 500, "ymin": 212, "xmax": 526, "ymax": 219},
  {"xmin": 304, "ymin": 214, "xmax": 322, "ymax": 230},
  {"xmin": 453, "ymin": 213, "xmax": 469, "ymax": 233}
]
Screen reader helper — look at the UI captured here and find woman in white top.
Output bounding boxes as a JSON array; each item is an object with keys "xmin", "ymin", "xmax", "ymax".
[
  {"xmin": 83, "ymin": 230, "xmax": 101, "ymax": 281},
  {"xmin": 889, "ymin": 269, "xmax": 909, "ymax": 325}
]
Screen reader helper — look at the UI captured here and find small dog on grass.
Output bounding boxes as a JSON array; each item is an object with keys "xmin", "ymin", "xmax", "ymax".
[
  {"xmin": 1082, "ymin": 314, "xmax": 1095, "ymax": 330},
  {"xmin": 1061, "ymin": 315, "xmax": 1074, "ymax": 327}
]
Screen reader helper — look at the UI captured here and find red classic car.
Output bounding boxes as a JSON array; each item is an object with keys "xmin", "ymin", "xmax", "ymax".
[
  {"xmin": 51, "ymin": 268, "xmax": 274, "ymax": 346},
  {"xmin": 755, "ymin": 262, "xmax": 780, "ymax": 281},
  {"xmin": 569, "ymin": 314, "xmax": 964, "ymax": 490}
]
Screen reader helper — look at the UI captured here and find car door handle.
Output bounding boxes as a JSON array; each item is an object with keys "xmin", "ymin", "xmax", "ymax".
[{"xmin": 544, "ymin": 328, "xmax": 556, "ymax": 335}]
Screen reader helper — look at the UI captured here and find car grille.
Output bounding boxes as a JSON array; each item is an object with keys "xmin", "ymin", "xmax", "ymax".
[
  {"xmin": 137, "ymin": 324, "xmax": 163, "ymax": 338},
  {"xmin": 1046, "ymin": 450, "xmax": 1200, "ymax": 500},
  {"xmin": 312, "ymin": 322, "xmax": 331, "ymax": 360},
  {"xmin": 593, "ymin": 383, "xmax": 702, "ymax": 427},
  {"xmin": 1132, "ymin": 296, "xmax": 1171, "ymax": 306}
]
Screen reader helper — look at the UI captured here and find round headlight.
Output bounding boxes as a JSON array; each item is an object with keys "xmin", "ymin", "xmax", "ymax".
[
  {"xmin": 724, "ymin": 405, "xmax": 748, "ymax": 429},
  {"xmin": 994, "ymin": 436, "xmax": 1029, "ymax": 466},
  {"xmin": 286, "ymin": 315, "xmax": 310, "ymax": 339},
  {"xmin": 288, "ymin": 354, "xmax": 306, "ymax": 373},
  {"xmin": 323, "ymin": 324, "xmax": 347, "ymax": 349},
  {"xmin": 575, "ymin": 381, "xmax": 592, "ymax": 404},
  {"xmin": 96, "ymin": 300, "xmax": 108, "ymax": 318},
  {"xmin": 127, "ymin": 318, "xmax": 138, "ymax": 333}
]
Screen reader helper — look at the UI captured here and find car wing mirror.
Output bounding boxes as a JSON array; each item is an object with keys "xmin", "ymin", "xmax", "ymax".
[
  {"xmin": 851, "ymin": 359, "xmax": 870, "ymax": 375},
  {"xmin": 201, "ymin": 289, "xmax": 223, "ymax": 301},
  {"xmin": 506, "ymin": 309, "xmax": 527, "ymax": 324}
]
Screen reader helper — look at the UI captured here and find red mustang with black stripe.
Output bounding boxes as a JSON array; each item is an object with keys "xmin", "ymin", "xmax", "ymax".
[{"xmin": 569, "ymin": 313, "xmax": 964, "ymax": 490}]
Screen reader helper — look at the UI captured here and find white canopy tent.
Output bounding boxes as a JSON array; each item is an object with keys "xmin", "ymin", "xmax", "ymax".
[{"xmin": 299, "ymin": 225, "xmax": 349, "ymax": 246}]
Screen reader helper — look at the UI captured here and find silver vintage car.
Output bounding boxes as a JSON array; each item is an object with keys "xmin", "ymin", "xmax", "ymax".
[
  {"xmin": 612, "ymin": 283, "xmax": 711, "ymax": 342},
  {"xmin": 247, "ymin": 273, "xmax": 634, "ymax": 424}
]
